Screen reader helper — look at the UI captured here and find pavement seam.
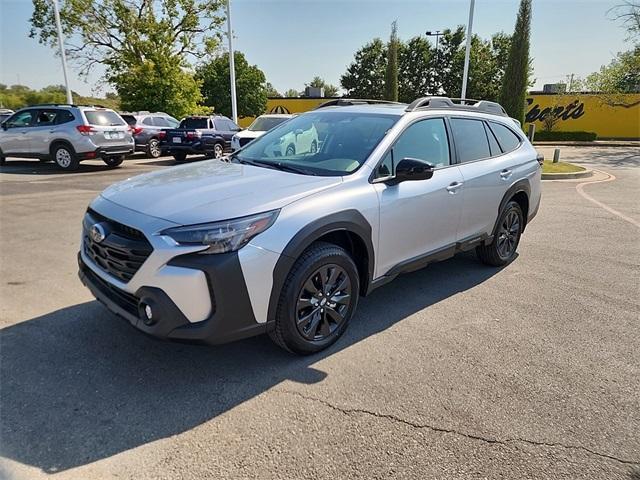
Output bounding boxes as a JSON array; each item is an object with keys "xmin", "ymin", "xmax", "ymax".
[{"xmin": 277, "ymin": 389, "xmax": 640, "ymax": 466}]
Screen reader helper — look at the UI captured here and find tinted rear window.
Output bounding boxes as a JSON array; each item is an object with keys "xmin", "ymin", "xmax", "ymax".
[
  {"xmin": 180, "ymin": 118, "xmax": 209, "ymax": 129},
  {"xmin": 120, "ymin": 115, "xmax": 136, "ymax": 125},
  {"xmin": 489, "ymin": 122, "xmax": 522, "ymax": 153},
  {"xmin": 450, "ymin": 118, "xmax": 491, "ymax": 162},
  {"xmin": 84, "ymin": 110, "xmax": 126, "ymax": 126}
]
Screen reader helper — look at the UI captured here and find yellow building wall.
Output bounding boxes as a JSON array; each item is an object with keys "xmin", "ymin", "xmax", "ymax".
[
  {"xmin": 239, "ymin": 95, "xmax": 640, "ymax": 139},
  {"xmin": 525, "ymin": 94, "xmax": 640, "ymax": 139}
]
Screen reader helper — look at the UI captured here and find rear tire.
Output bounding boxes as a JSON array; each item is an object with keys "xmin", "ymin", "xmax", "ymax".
[
  {"xmin": 269, "ymin": 242, "xmax": 359, "ymax": 355},
  {"xmin": 476, "ymin": 200, "xmax": 523, "ymax": 267},
  {"xmin": 51, "ymin": 144, "xmax": 79, "ymax": 171},
  {"xmin": 103, "ymin": 155, "xmax": 124, "ymax": 168},
  {"xmin": 173, "ymin": 153, "xmax": 187, "ymax": 162},
  {"xmin": 146, "ymin": 138, "xmax": 162, "ymax": 158}
]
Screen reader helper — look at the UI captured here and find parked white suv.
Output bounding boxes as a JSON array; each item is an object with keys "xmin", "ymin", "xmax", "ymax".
[
  {"xmin": 0, "ymin": 104, "xmax": 134, "ymax": 170},
  {"xmin": 78, "ymin": 97, "xmax": 542, "ymax": 354},
  {"xmin": 230, "ymin": 114, "xmax": 294, "ymax": 151}
]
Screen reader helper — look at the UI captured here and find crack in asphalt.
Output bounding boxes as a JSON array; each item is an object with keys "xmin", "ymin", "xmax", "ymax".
[{"xmin": 277, "ymin": 389, "xmax": 639, "ymax": 466}]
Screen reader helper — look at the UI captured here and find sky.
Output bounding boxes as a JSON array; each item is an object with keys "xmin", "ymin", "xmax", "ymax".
[{"xmin": 0, "ymin": 0, "xmax": 632, "ymax": 97}]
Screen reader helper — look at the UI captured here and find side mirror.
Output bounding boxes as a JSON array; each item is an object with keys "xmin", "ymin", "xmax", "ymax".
[
  {"xmin": 386, "ymin": 157, "xmax": 434, "ymax": 185},
  {"xmin": 294, "ymin": 129, "xmax": 304, "ymax": 135}
]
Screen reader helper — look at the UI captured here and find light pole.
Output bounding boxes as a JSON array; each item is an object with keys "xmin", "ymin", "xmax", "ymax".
[
  {"xmin": 426, "ymin": 30, "xmax": 443, "ymax": 95},
  {"xmin": 51, "ymin": 0, "xmax": 73, "ymax": 104},
  {"xmin": 460, "ymin": 0, "xmax": 475, "ymax": 102},
  {"xmin": 425, "ymin": 30, "xmax": 442, "ymax": 60},
  {"xmin": 226, "ymin": 0, "xmax": 238, "ymax": 124}
]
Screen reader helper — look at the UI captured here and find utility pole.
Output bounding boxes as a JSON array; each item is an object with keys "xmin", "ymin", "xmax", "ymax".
[
  {"xmin": 51, "ymin": 0, "xmax": 73, "ymax": 104},
  {"xmin": 568, "ymin": 73, "xmax": 574, "ymax": 93},
  {"xmin": 460, "ymin": 0, "xmax": 475, "ymax": 101},
  {"xmin": 226, "ymin": 0, "xmax": 238, "ymax": 124}
]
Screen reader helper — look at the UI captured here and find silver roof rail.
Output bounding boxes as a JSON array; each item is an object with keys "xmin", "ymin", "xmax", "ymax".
[{"xmin": 405, "ymin": 96, "xmax": 507, "ymax": 116}]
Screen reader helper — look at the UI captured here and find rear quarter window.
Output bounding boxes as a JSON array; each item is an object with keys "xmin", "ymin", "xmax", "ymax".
[
  {"xmin": 488, "ymin": 122, "xmax": 522, "ymax": 153},
  {"xmin": 56, "ymin": 110, "xmax": 75, "ymax": 125},
  {"xmin": 84, "ymin": 110, "xmax": 126, "ymax": 126}
]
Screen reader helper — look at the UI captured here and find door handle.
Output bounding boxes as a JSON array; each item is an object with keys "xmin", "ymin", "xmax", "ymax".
[
  {"xmin": 49, "ymin": 129, "xmax": 58, "ymax": 133},
  {"xmin": 446, "ymin": 181, "xmax": 463, "ymax": 193},
  {"xmin": 500, "ymin": 169, "xmax": 512, "ymax": 179}
]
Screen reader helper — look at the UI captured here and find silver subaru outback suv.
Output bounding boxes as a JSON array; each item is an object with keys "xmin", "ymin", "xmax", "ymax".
[
  {"xmin": 0, "ymin": 104, "xmax": 134, "ymax": 171},
  {"xmin": 78, "ymin": 97, "xmax": 542, "ymax": 354}
]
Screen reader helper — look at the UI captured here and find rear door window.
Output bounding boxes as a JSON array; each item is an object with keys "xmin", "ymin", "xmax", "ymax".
[
  {"xmin": 35, "ymin": 109, "xmax": 59, "ymax": 126},
  {"xmin": 488, "ymin": 122, "xmax": 522, "ymax": 153},
  {"xmin": 484, "ymin": 122, "xmax": 502, "ymax": 156},
  {"xmin": 84, "ymin": 110, "xmax": 126, "ymax": 126},
  {"xmin": 450, "ymin": 118, "xmax": 491, "ymax": 163},
  {"xmin": 153, "ymin": 116, "xmax": 170, "ymax": 127}
]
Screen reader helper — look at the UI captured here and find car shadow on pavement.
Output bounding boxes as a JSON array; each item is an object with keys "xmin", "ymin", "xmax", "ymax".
[
  {"xmin": 0, "ymin": 253, "xmax": 499, "ymax": 473},
  {"xmin": 0, "ymin": 160, "xmax": 131, "ymax": 175}
]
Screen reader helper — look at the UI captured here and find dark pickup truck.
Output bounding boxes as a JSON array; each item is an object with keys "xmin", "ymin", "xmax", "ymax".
[{"xmin": 161, "ymin": 115, "xmax": 241, "ymax": 162}]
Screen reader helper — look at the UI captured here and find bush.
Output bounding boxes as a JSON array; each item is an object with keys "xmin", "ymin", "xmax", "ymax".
[{"xmin": 534, "ymin": 130, "xmax": 597, "ymax": 142}]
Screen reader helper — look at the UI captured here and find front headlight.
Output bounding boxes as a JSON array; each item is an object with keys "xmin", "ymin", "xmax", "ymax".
[{"xmin": 161, "ymin": 210, "xmax": 279, "ymax": 254}]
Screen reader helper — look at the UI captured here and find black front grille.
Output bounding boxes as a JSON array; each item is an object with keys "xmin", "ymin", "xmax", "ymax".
[
  {"xmin": 83, "ymin": 209, "xmax": 153, "ymax": 282},
  {"xmin": 82, "ymin": 262, "xmax": 139, "ymax": 316},
  {"xmin": 239, "ymin": 137, "xmax": 253, "ymax": 147}
]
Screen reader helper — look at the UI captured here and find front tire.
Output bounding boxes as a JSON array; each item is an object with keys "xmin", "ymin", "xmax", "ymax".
[
  {"xmin": 269, "ymin": 242, "xmax": 360, "ymax": 355},
  {"xmin": 103, "ymin": 155, "xmax": 124, "ymax": 168},
  {"xmin": 476, "ymin": 200, "xmax": 523, "ymax": 266},
  {"xmin": 51, "ymin": 144, "xmax": 79, "ymax": 171},
  {"xmin": 213, "ymin": 142, "xmax": 224, "ymax": 159}
]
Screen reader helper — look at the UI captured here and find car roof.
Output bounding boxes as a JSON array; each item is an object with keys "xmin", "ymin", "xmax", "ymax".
[
  {"xmin": 258, "ymin": 114, "xmax": 294, "ymax": 118},
  {"xmin": 308, "ymin": 103, "xmax": 408, "ymax": 116}
]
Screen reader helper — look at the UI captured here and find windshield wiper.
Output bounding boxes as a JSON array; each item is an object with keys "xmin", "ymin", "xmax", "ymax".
[{"xmin": 232, "ymin": 155, "xmax": 315, "ymax": 176}]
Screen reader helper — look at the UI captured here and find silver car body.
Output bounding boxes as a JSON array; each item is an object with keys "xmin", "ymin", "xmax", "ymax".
[
  {"xmin": 0, "ymin": 105, "xmax": 134, "ymax": 160},
  {"xmin": 79, "ymin": 102, "xmax": 541, "ymax": 342}
]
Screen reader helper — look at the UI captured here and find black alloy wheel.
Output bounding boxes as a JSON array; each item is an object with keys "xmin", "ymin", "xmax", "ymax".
[
  {"xmin": 295, "ymin": 264, "xmax": 352, "ymax": 341},
  {"xmin": 476, "ymin": 200, "xmax": 523, "ymax": 266}
]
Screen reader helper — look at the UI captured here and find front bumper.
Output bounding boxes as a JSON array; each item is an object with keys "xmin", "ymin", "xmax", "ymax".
[{"xmin": 79, "ymin": 250, "xmax": 269, "ymax": 344}]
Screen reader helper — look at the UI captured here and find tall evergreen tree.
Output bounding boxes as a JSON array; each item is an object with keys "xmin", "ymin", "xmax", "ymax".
[
  {"xmin": 385, "ymin": 21, "xmax": 399, "ymax": 101},
  {"xmin": 499, "ymin": 0, "xmax": 532, "ymax": 123}
]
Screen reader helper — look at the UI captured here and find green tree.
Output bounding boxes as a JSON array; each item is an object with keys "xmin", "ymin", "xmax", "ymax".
[
  {"xmin": 384, "ymin": 21, "xmax": 399, "ymax": 101},
  {"xmin": 499, "ymin": 0, "xmax": 533, "ymax": 123},
  {"xmin": 398, "ymin": 36, "xmax": 434, "ymax": 102},
  {"xmin": 29, "ymin": 0, "xmax": 225, "ymax": 117},
  {"xmin": 284, "ymin": 88, "xmax": 300, "ymax": 98},
  {"xmin": 340, "ymin": 38, "xmax": 387, "ymax": 98},
  {"xmin": 197, "ymin": 51, "xmax": 268, "ymax": 118},
  {"xmin": 265, "ymin": 83, "xmax": 282, "ymax": 97},
  {"xmin": 308, "ymin": 76, "xmax": 339, "ymax": 97},
  {"xmin": 583, "ymin": 47, "xmax": 640, "ymax": 106}
]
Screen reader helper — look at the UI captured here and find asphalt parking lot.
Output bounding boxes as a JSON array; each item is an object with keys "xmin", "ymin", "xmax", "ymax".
[{"xmin": 0, "ymin": 146, "xmax": 638, "ymax": 479}]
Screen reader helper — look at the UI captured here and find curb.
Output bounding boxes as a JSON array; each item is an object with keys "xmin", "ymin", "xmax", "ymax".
[{"xmin": 542, "ymin": 169, "xmax": 593, "ymax": 180}]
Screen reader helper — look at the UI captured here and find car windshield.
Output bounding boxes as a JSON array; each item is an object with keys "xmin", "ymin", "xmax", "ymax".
[
  {"xmin": 235, "ymin": 111, "xmax": 399, "ymax": 176},
  {"xmin": 180, "ymin": 118, "xmax": 208, "ymax": 129},
  {"xmin": 248, "ymin": 116, "xmax": 290, "ymax": 132},
  {"xmin": 84, "ymin": 110, "xmax": 126, "ymax": 126}
]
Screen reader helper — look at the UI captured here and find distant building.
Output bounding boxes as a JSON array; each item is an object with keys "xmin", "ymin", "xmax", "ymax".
[
  {"xmin": 303, "ymin": 86, "xmax": 324, "ymax": 98},
  {"xmin": 542, "ymin": 83, "xmax": 567, "ymax": 94}
]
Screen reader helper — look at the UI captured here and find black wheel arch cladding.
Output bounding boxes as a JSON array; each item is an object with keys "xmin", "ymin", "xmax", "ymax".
[
  {"xmin": 267, "ymin": 209, "xmax": 374, "ymax": 323},
  {"xmin": 493, "ymin": 179, "xmax": 530, "ymax": 236}
]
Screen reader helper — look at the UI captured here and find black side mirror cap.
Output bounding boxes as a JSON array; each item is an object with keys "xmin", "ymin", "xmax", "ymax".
[{"xmin": 386, "ymin": 157, "xmax": 435, "ymax": 185}]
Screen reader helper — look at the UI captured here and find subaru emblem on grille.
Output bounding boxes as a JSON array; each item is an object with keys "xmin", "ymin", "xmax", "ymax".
[{"xmin": 90, "ymin": 223, "xmax": 107, "ymax": 243}]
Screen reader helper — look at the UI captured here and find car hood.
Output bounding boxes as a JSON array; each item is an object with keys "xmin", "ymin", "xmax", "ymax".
[
  {"xmin": 235, "ymin": 129, "xmax": 264, "ymax": 139},
  {"xmin": 101, "ymin": 160, "xmax": 342, "ymax": 225}
]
